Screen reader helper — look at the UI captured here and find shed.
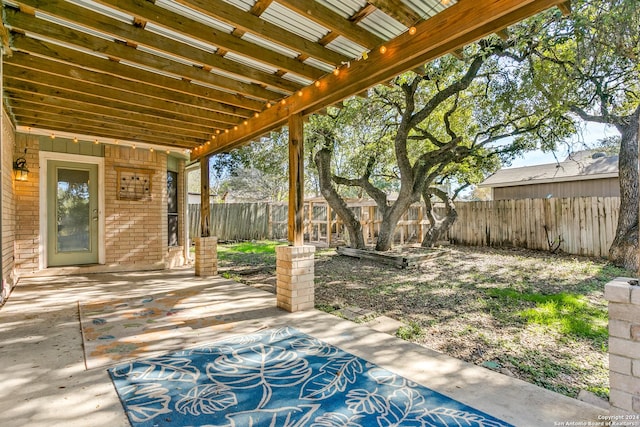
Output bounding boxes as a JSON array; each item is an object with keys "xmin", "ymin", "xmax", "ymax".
[{"xmin": 478, "ymin": 151, "xmax": 620, "ymax": 200}]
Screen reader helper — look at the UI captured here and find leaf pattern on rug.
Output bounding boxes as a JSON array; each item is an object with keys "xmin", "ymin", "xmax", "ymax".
[
  {"xmin": 109, "ymin": 327, "xmax": 514, "ymax": 427},
  {"xmin": 206, "ymin": 343, "xmax": 311, "ymax": 408},
  {"xmin": 291, "ymin": 336, "xmax": 340, "ymax": 357},
  {"xmin": 119, "ymin": 383, "xmax": 172, "ymax": 423},
  {"xmin": 225, "ymin": 404, "xmax": 320, "ymax": 427},
  {"xmin": 112, "ymin": 356, "xmax": 199, "ymax": 382},
  {"xmin": 300, "ymin": 355, "xmax": 363, "ymax": 400},
  {"xmin": 175, "ymin": 384, "xmax": 237, "ymax": 416},
  {"xmin": 345, "ymin": 388, "xmax": 387, "ymax": 415},
  {"xmin": 368, "ymin": 367, "xmax": 411, "ymax": 388},
  {"xmin": 310, "ymin": 412, "xmax": 365, "ymax": 427},
  {"xmin": 422, "ymin": 408, "xmax": 509, "ymax": 427}
]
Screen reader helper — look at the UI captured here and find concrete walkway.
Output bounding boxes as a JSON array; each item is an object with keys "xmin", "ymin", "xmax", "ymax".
[{"xmin": 0, "ymin": 268, "xmax": 609, "ymax": 426}]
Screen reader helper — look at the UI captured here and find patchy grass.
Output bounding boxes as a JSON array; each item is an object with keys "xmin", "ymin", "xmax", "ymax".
[
  {"xmin": 396, "ymin": 321, "xmax": 425, "ymax": 341},
  {"xmin": 217, "ymin": 240, "xmax": 286, "ymax": 266},
  {"xmin": 486, "ymin": 288, "xmax": 608, "ymax": 341},
  {"xmin": 218, "ymin": 242, "xmax": 632, "ymax": 400}
]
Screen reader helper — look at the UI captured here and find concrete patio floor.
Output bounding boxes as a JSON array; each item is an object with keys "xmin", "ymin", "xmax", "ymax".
[{"xmin": 0, "ymin": 268, "xmax": 609, "ymax": 426}]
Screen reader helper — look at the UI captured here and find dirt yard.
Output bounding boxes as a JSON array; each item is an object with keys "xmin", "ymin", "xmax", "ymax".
[{"xmin": 218, "ymin": 242, "xmax": 632, "ymax": 401}]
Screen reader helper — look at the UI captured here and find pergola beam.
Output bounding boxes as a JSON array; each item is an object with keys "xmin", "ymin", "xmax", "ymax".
[
  {"xmin": 193, "ymin": 0, "xmax": 565, "ymax": 160},
  {"xmin": 173, "ymin": 0, "xmax": 348, "ymax": 66},
  {"xmin": 12, "ymin": 0, "xmax": 304, "ymax": 95},
  {"xmin": 278, "ymin": 0, "xmax": 384, "ymax": 49},
  {"xmin": 5, "ymin": 9, "xmax": 283, "ymax": 102},
  {"xmin": 90, "ymin": 0, "xmax": 324, "ymax": 81},
  {"xmin": 9, "ymin": 33, "xmax": 264, "ymax": 113}
]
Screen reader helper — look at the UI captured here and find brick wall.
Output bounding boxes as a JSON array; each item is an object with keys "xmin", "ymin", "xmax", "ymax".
[
  {"xmin": 275, "ymin": 245, "xmax": 315, "ymax": 312},
  {"xmin": 104, "ymin": 145, "xmax": 167, "ymax": 269},
  {"xmin": 1, "ymin": 110, "xmax": 16, "ymax": 302},
  {"xmin": 13, "ymin": 133, "xmax": 40, "ymax": 275},
  {"xmin": 605, "ymin": 277, "xmax": 640, "ymax": 414},
  {"xmin": 8, "ymin": 136, "xmax": 186, "ymax": 276}
]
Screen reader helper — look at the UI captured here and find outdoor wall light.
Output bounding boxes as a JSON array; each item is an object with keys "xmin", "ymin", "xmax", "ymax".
[{"xmin": 13, "ymin": 151, "xmax": 29, "ymax": 182}]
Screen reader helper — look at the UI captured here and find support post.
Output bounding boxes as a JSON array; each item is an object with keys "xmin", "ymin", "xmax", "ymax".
[
  {"xmin": 195, "ymin": 156, "xmax": 216, "ymax": 276},
  {"xmin": 200, "ymin": 156, "xmax": 211, "ymax": 238},
  {"xmin": 604, "ymin": 278, "xmax": 640, "ymax": 414},
  {"xmin": 277, "ymin": 113, "xmax": 315, "ymax": 312},
  {"xmin": 276, "ymin": 245, "xmax": 315, "ymax": 312},
  {"xmin": 288, "ymin": 113, "xmax": 304, "ymax": 246}
]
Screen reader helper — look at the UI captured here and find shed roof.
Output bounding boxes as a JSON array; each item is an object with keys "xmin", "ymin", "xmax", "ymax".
[
  {"xmin": 479, "ymin": 151, "xmax": 619, "ymax": 188},
  {"xmin": 0, "ymin": 0, "xmax": 569, "ymax": 159}
]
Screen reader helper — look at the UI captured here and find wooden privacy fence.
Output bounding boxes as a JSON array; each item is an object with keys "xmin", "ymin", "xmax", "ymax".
[
  {"xmin": 188, "ymin": 196, "xmax": 620, "ymax": 258},
  {"xmin": 188, "ymin": 203, "xmax": 285, "ymax": 241},
  {"xmin": 449, "ymin": 197, "xmax": 620, "ymax": 258}
]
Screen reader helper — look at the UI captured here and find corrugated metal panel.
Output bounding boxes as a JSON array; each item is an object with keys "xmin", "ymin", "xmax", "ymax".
[
  {"xmin": 119, "ymin": 60, "xmax": 183, "ymax": 80},
  {"xmin": 241, "ymin": 32, "xmax": 300, "ymax": 58},
  {"xmin": 303, "ymin": 57, "xmax": 336, "ymax": 73},
  {"xmin": 359, "ymin": 9, "xmax": 406, "ymax": 40},
  {"xmin": 223, "ymin": 51, "xmax": 280, "ymax": 75},
  {"xmin": 70, "ymin": 0, "xmax": 133, "ymax": 24},
  {"xmin": 208, "ymin": 66, "xmax": 256, "ymax": 86},
  {"xmin": 317, "ymin": 0, "xmax": 366, "ymax": 18},
  {"xmin": 35, "ymin": 11, "xmax": 117, "ymax": 43},
  {"xmin": 281, "ymin": 73, "xmax": 314, "ymax": 86},
  {"xmin": 220, "ymin": 0, "xmax": 254, "ymax": 13},
  {"xmin": 325, "ymin": 36, "xmax": 367, "ymax": 59},
  {"xmin": 155, "ymin": 0, "xmax": 235, "ymax": 33},
  {"xmin": 261, "ymin": 2, "xmax": 329, "ymax": 43},
  {"xmin": 26, "ymin": 30, "xmax": 111, "ymax": 60},
  {"xmin": 145, "ymin": 23, "xmax": 217, "ymax": 53},
  {"xmin": 136, "ymin": 45, "xmax": 198, "ymax": 67},
  {"xmin": 403, "ymin": 0, "xmax": 457, "ymax": 20}
]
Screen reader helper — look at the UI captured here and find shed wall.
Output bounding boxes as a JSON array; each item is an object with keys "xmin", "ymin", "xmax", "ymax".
[{"xmin": 492, "ymin": 177, "xmax": 619, "ymax": 200}]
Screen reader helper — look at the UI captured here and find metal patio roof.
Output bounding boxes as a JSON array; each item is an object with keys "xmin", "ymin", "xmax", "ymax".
[{"xmin": 0, "ymin": 0, "xmax": 569, "ymax": 159}]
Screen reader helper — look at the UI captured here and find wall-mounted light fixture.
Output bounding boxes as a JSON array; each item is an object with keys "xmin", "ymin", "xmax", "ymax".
[{"xmin": 13, "ymin": 149, "xmax": 29, "ymax": 182}]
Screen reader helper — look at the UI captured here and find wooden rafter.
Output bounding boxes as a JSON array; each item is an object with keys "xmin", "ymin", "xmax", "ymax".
[
  {"xmin": 173, "ymin": 0, "xmax": 348, "ymax": 66},
  {"xmin": 367, "ymin": 0, "xmax": 422, "ymax": 27},
  {"xmin": 14, "ymin": 0, "xmax": 303, "ymax": 95},
  {"xmin": 10, "ymin": 34, "xmax": 265, "ymax": 113},
  {"xmin": 5, "ymin": 10, "xmax": 283, "ymax": 102},
  {"xmin": 89, "ymin": 0, "xmax": 324, "ymax": 80},
  {"xmin": 557, "ymin": 1, "xmax": 571, "ymax": 16},
  {"xmin": 7, "ymin": 92, "xmax": 214, "ymax": 137},
  {"xmin": 193, "ymin": 0, "xmax": 566, "ymax": 160},
  {"xmin": 278, "ymin": 0, "xmax": 384, "ymax": 50},
  {"xmin": 0, "ymin": 0, "xmax": 567, "ymax": 149},
  {"xmin": 3, "ymin": 64, "xmax": 239, "ymax": 128}
]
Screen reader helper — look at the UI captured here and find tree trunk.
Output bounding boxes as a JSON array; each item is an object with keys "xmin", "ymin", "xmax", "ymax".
[
  {"xmin": 375, "ymin": 216, "xmax": 395, "ymax": 251},
  {"xmin": 609, "ymin": 106, "xmax": 640, "ymax": 271},
  {"xmin": 314, "ymin": 148, "xmax": 366, "ymax": 249},
  {"xmin": 374, "ymin": 200, "xmax": 413, "ymax": 251},
  {"xmin": 422, "ymin": 189, "xmax": 458, "ymax": 247}
]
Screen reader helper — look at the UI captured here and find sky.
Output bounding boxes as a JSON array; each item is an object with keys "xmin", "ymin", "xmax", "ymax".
[{"xmin": 506, "ymin": 122, "xmax": 615, "ymax": 168}]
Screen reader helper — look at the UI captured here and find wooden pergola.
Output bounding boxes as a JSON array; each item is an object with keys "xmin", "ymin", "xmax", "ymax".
[{"xmin": 1, "ymin": 0, "xmax": 569, "ymax": 246}]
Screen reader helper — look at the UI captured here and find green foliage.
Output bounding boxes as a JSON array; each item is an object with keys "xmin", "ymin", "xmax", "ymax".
[
  {"xmin": 522, "ymin": 0, "xmax": 639, "ymax": 121},
  {"xmin": 221, "ymin": 134, "xmax": 290, "ymax": 201},
  {"xmin": 396, "ymin": 321, "xmax": 425, "ymax": 341},
  {"xmin": 217, "ymin": 241, "xmax": 285, "ymax": 265},
  {"xmin": 486, "ymin": 288, "xmax": 608, "ymax": 340}
]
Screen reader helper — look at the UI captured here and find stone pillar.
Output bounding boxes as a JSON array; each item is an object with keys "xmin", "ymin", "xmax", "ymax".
[
  {"xmin": 276, "ymin": 245, "xmax": 315, "ymax": 312},
  {"xmin": 195, "ymin": 236, "xmax": 217, "ymax": 276},
  {"xmin": 605, "ymin": 277, "xmax": 640, "ymax": 414}
]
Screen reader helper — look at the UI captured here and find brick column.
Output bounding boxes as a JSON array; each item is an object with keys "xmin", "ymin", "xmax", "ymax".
[
  {"xmin": 605, "ymin": 277, "xmax": 640, "ymax": 414},
  {"xmin": 276, "ymin": 245, "xmax": 315, "ymax": 312},
  {"xmin": 194, "ymin": 236, "xmax": 217, "ymax": 276}
]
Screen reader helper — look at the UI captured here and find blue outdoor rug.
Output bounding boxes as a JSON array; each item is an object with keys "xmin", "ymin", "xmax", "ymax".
[{"xmin": 109, "ymin": 326, "xmax": 514, "ymax": 427}]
